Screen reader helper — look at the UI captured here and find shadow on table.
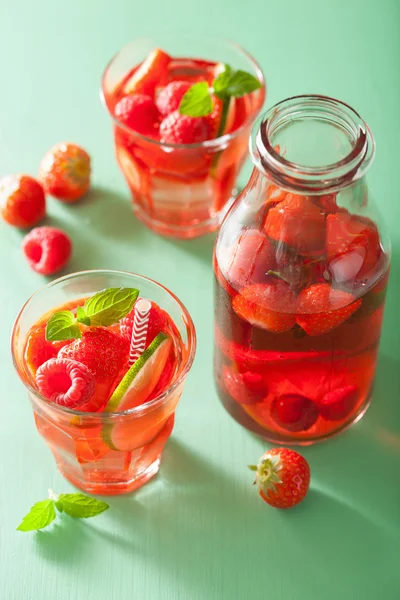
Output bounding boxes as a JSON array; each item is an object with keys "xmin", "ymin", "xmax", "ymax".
[{"xmin": 163, "ymin": 231, "xmax": 217, "ymax": 266}]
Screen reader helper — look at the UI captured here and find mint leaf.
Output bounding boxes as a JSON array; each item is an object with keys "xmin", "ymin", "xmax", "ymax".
[
  {"xmin": 56, "ymin": 493, "xmax": 109, "ymax": 518},
  {"xmin": 46, "ymin": 311, "xmax": 81, "ymax": 342},
  {"xmin": 17, "ymin": 499, "xmax": 56, "ymax": 532},
  {"xmin": 214, "ymin": 69, "xmax": 261, "ymax": 99},
  {"xmin": 76, "ymin": 306, "xmax": 91, "ymax": 326},
  {"xmin": 83, "ymin": 287, "xmax": 139, "ymax": 326},
  {"xmin": 179, "ymin": 81, "xmax": 213, "ymax": 117},
  {"xmin": 213, "ymin": 64, "xmax": 233, "ymax": 98}
]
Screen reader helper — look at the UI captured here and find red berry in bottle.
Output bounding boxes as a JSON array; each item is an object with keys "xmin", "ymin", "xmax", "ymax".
[
  {"xmin": 271, "ymin": 393, "xmax": 319, "ymax": 432},
  {"xmin": 0, "ymin": 175, "xmax": 46, "ymax": 228},
  {"xmin": 114, "ymin": 93, "xmax": 159, "ymax": 135},
  {"xmin": 296, "ymin": 283, "xmax": 362, "ymax": 336},
  {"xmin": 22, "ymin": 226, "xmax": 72, "ymax": 276},
  {"xmin": 250, "ymin": 448, "xmax": 310, "ymax": 509},
  {"xmin": 39, "ymin": 143, "xmax": 91, "ymax": 203},
  {"xmin": 319, "ymin": 385, "xmax": 359, "ymax": 421},
  {"xmin": 225, "ymin": 229, "xmax": 277, "ymax": 289},
  {"xmin": 222, "ymin": 365, "xmax": 267, "ymax": 405},
  {"xmin": 156, "ymin": 81, "xmax": 192, "ymax": 116},
  {"xmin": 35, "ymin": 358, "xmax": 95, "ymax": 408},
  {"xmin": 159, "ymin": 111, "xmax": 212, "ymax": 144}
]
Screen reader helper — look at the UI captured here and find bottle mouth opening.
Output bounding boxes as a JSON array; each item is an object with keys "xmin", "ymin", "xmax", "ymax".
[{"xmin": 250, "ymin": 95, "xmax": 375, "ymax": 193}]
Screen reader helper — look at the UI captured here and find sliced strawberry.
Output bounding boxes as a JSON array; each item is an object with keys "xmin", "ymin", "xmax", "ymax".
[
  {"xmin": 119, "ymin": 299, "xmax": 168, "ymax": 346},
  {"xmin": 264, "ymin": 194, "xmax": 326, "ymax": 256},
  {"xmin": 222, "ymin": 365, "xmax": 267, "ymax": 405},
  {"xmin": 123, "ymin": 48, "xmax": 171, "ymax": 96},
  {"xmin": 232, "ymin": 282, "xmax": 296, "ymax": 333},
  {"xmin": 25, "ymin": 326, "xmax": 68, "ymax": 376},
  {"xmin": 271, "ymin": 393, "xmax": 319, "ymax": 432},
  {"xmin": 326, "ymin": 212, "xmax": 381, "ymax": 280},
  {"xmin": 319, "ymin": 385, "xmax": 359, "ymax": 421},
  {"xmin": 226, "ymin": 229, "xmax": 277, "ymax": 289},
  {"xmin": 296, "ymin": 283, "xmax": 362, "ymax": 336}
]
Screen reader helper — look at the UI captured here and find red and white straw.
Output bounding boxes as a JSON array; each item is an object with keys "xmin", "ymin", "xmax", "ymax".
[{"xmin": 128, "ymin": 298, "xmax": 151, "ymax": 366}]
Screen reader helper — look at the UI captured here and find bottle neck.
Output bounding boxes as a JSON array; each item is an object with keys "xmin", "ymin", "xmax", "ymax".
[{"xmin": 250, "ymin": 95, "xmax": 375, "ymax": 194}]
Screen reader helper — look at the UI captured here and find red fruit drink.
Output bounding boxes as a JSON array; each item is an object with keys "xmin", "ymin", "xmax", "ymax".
[
  {"xmin": 214, "ymin": 96, "xmax": 391, "ymax": 444},
  {"xmin": 12, "ymin": 271, "xmax": 196, "ymax": 494},
  {"xmin": 101, "ymin": 36, "xmax": 265, "ymax": 239}
]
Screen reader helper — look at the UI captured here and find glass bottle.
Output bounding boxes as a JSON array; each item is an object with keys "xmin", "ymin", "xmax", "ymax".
[{"xmin": 214, "ymin": 95, "xmax": 390, "ymax": 444}]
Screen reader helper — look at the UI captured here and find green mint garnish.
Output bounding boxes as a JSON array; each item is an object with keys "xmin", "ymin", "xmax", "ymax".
[
  {"xmin": 17, "ymin": 490, "xmax": 109, "ymax": 532},
  {"xmin": 46, "ymin": 311, "xmax": 82, "ymax": 342},
  {"xmin": 45, "ymin": 287, "xmax": 139, "ymax": 342},
  {"xmin": 179, "ymin": 81, "xmax": 213, "ymax": 118},
  {"xmin": 179, "ymin": 62, "xmax": 261, "ymax": 122}
]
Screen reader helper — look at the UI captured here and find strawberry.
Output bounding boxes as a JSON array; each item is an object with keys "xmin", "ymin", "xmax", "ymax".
[
  {"xmin": 271, "ymin": 393, "xmax": 319, "ymax": 432},
  {"xmin": 319, "ymin": 385, "xmax": 358, "ymax": 421},
  {"xmin": 232, "ymin": 282, "xmax": 296, "ymax": 333},
  {"xmin": 25, "ymin": 326, "xmax": 68, "ymax": 376},
  {"xmin": 39, "ymin": 143, "xmax": 91, "ymax": 203},
  {"xmin": 123, "ymin": 48, "xmax": 171, "ymax": 96},
  {"xmin": 296, "ymin": 283, "xmax": 362, "ymax": 336},
  {"xmin": 119, "ymin": 300, "xmax": 168, "ymax": 346},
  {"xmin": 58, "ymin": 327, "xmax": 129, "ymax": 383},
  {"xmin": 0, "ymin": 175, "xmax": 46, "ymax": 228},
  {"xmin": 159, "ymin": 110, "xmax": 212, "ymax": 144},
  {"xmin": 326, "ymin": 212, "xmax": 381, "ymax": 280},
  {"xmin": 264, "ymin": 193, "xmax": 326, "ymax": 256},
  {"xmin": 156, "ymin": 81, "xmax": 192, "ymax": 116},
  {"xmin": 222, "ymin": 365, "xmax": 267, "ymax": 405},
  {"xmin": 250, "ymin": 448, "xmax": 310, "ymax": 509},
  {"xmin": 22, "ymin": 226, "xmax": 72, "ymax": 275},
  {"xmin": 114, "ymin": 93, "xmax": 159, "ymax": 135},
  {"xmin": 226, "ymin": 229, "xmax": 277, "ymax": 289},
  {"xmin": 36, "ymin": 358, "xmax": 95, "ymax": 408}
]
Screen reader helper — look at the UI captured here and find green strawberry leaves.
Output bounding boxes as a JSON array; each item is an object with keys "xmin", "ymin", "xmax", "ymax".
[
  {"xmin": 46, "ymin": 287, "xmax": 139, "ymax": 342},
  {"xmin": 17, "ymin": 491, "xmax": 110, "ymax": 532},
  {"xmin": 179, "ymin": 62, "xmax": 261, "ymax": 119}
]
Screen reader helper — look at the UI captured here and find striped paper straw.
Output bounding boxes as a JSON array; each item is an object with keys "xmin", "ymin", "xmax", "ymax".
[{"xmin": 128, "ymin": 298, "xmax": 151, "ymax": 366}]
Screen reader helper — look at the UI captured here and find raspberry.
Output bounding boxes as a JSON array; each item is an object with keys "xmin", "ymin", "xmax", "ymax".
[
  {"xmin": 22, "ymin": 226, "xmax": 72, "ymax": 275},
  {"xmin": 58, "ymin": 327, "xmax": 129, "ymax": 383},
  {"xmin": 114, "ymin": 93, "xmax": 159, "ymax": 135},
  {"xmin": 156, "ymin": 81, "xmax": 192, "ymax": 116},
  {"xmin": 271, "ymin": 394, "xmax": 319, "ymax": 432},
  {"xmin": 319, "ymin": 385, "xmax": 358, "ymax": 421},
  {"xmin": 35, "ymin": 358, "xmax": 95, "ymax": 408},
  {"xmin": 159, "ymin": 110, "xmax": 212, "ymax": 144},
  {"xmin": 0, "ymin": 174, "xmax": 46, "ymax": 228},
  {"xmin": 39, "ymin": 143, "xmax": 91, "ymax": 203}
]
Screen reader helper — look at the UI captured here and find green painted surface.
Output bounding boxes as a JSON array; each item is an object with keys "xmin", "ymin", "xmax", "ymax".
[{"xmin": 0, "ymin": 1, "xmax": 399, "ymax": 598}]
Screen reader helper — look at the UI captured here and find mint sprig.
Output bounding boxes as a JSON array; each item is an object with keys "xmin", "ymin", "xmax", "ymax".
[
  {"xmin": 179, "ymin": 62, "xmax": 261, "ymax": 130},
  {"xmin": 17, "ymin": 490, "xmax": 109, "ymax": 532},
  {"xmin": 45, "ymin": 287, "xmax": 139, "ymax": 342}
]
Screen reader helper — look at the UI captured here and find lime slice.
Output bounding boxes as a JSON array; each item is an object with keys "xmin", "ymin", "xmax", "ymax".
[{"xmin": 102, "ymin": 333, "xmax": 172, "ymax": 451}]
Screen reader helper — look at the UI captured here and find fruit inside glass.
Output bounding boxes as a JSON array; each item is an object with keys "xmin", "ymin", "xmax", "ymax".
[
  {"xmin": 214, "ymin": 95, "xmax": 391, "ymax": 444},
  {"xmin": 12, "ymin": 270, "xmax": 196, "ymax": 495},
  {"xmin": 101, "ymin": 34, "xmax": 265, "ymax": 239}
]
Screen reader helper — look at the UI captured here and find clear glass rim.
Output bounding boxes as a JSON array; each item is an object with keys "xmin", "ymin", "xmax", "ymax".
[
  {"xmin": 250, "ymin": 94, "xmax": 375, "ymax": 193},
  {"xmin": 100, "ymin": 33, "xmax": 266, "ymax": 150},
  {"xmin": 11, "ymin": 269, "xmax": 197, "ymax": 420}
]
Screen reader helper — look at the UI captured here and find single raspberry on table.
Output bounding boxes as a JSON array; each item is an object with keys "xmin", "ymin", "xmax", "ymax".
[
  {"xmin": 58, "ymin": 327, "xmax": 129, "ymax": 383},
  {"xmin": 159, "ymin": 110, "xmax": 212, "ymax": 144},
  {"xmin": 22, "ymin": 226, "xmax": 72, "ymax": 275},
  {"xmin": 296, "ymin": 283, "xmax": 362, "ymax": 336},
  {"xmin": 0, "ymin": 174, "xmax": 46, "ymax": 228},
  {"xmin": 114, "ymin": 93, "xmax": 160, "ymax": 135},
  {"xmin": 250, "ymin": 448, "xmax": 310, "ymax": 509},
  {"xmin": 39, "ymin": 143, "xmax": 91, "ymax": 202},
  {"xmin": 156, "ymin": 81, "xmax": 192, "ymax": 116},
  {"xmin": 35, "ymin": 358, "xmax": 95, "ymax": 408},
  {"xmin": 270, "ymin": 393, "xmax": 319, "ymax": 432}
]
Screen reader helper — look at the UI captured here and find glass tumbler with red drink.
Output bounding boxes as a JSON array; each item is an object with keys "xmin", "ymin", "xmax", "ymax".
[
  {"xmin": 101, "ymin": 34, "xmax": 265, "ymax": 239},
  {"xmin": 214, "ymin": 95, "xmax": 390, "ymax": 444},
  {"xmin": 12, "ymin": 270, "xmax": 196, "ymax": 494}
]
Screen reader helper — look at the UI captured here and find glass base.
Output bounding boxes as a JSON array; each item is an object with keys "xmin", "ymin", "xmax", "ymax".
[
  {"xmin": 217, "ymin": 384, "xmax": 373, "ymax": 446},
  {"xmin": 132, "ymin": 194, "xmax": 236, "ymax": 240},
  {"xmin": 57, "ymin": 458, "xmax": 161, "ymax": 496}
]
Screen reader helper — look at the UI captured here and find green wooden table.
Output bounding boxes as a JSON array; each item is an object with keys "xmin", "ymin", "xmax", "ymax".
[{"xmin": 1, "ymin": 1, "xmax": 399, "ymax": 598}]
